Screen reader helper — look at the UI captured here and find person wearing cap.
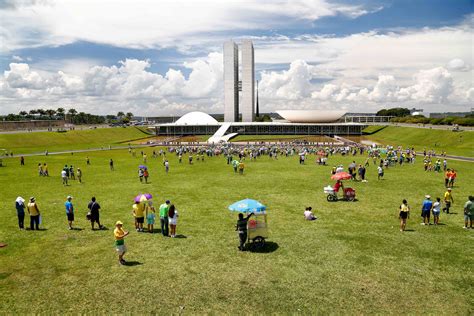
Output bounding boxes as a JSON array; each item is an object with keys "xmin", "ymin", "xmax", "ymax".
[
  {"xmin": 15, "ymin": 197, "xmax": 26, "ymax": 230},
  {"xmin": 443, "ymin": 188, "xmax": 454, "ymax": 214},
  {"xmin": 114, "ymin": 221, "xmax": 129, "ymax": 265},
  {"xmin": 27, "ymin": 197, "xmax": 40, "ymax": 230},
  {"xmin": 463, "ymin": 196, "xmax": 474, "ymax": 229},
  {"xmin": 65, "ymin": 196, "xmax": 74, "ymax": 230},
  {"xmin": 421, "ymin": 195, "xmax": 433, "ymax": 226},
  {"xmin": 159, "ymin": 200, "xmax": 171, "ymax": 237}
]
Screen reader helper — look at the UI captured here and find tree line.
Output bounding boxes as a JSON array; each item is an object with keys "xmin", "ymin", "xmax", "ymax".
[{"xmin": 0, "ymin": 108, "xmax": 134, "ymax": 125}]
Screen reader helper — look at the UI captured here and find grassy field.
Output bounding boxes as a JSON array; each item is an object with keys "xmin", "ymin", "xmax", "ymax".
[
  {"xmin": 0, "ymin": 141, "xmax": 473, "ymax": 313},
  {"xmin": 364, "ymin": 126, "xmax": 474, "ymax": 157},
  {"xmin": 0, "ymin": 127, "xmax": 152, "ymax": 154}
]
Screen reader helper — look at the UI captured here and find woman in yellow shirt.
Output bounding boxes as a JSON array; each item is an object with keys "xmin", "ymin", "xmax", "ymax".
[
  {"xmin": 114, "ymin": 221, "xmax": 129, "ymax": 265},
  {"xmin": 27, "ymin": 197, "xmax": 40, "ymax": 230},
  {"xmin": 399, "ymin": 199, "xmax": 410, "ymax": 232}
]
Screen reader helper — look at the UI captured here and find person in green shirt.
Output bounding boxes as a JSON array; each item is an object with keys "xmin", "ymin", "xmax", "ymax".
[
  {"xmin": 159, "ymin": 200, "xmax": 170, "ymax": 237},
  {"xmin": 463, "ymin": 196, "xmax": 474, "ymax": 229}
]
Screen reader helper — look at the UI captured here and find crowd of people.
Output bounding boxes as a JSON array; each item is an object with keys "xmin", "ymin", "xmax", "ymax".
[{"xmin": 13, "ymin": 140, "xmax": 471, "ymax": 264}]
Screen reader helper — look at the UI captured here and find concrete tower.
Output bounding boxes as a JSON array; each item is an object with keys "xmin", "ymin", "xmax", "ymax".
[
  {"xmin": 241, "ymin": 40, "xmax": 255, "ymax": 122},
  {"xmin": 223, "ymin": 41, "xmax": 239, "ymax": 122}
]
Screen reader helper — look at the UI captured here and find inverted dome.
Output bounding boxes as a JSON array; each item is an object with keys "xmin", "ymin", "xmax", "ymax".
[
  {"xmin": 175, "ymin": 112, "xmax": 218, "ymax": 125},
  {"xmin": 276, "ymin": 110, "xmax": 346, "ymax": 123}
]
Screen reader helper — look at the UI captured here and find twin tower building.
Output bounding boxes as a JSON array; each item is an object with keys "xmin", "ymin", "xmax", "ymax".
[{"xmin": 224, "ymin": 40, "xmax": 255, "ymax": 122}]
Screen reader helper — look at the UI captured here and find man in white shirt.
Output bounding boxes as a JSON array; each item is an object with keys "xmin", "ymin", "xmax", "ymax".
[
  {"xmin": 61, "ymin": 169, "xmax": 68, "ymax": 186},
  {"xmin": 304, "ymin": 207, "xmax": 317, "ymax": 221}
]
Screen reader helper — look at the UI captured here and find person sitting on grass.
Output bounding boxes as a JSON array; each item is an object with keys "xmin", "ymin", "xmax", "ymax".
[
  {"xmin": 114, "ymin": 221, "xmax": 129, "ymax": 265},
  {"xmin": 399, "ymin": 199, "xmax": 410, "ymax": 231},
  {"xmin": 304, "ymin": 207, "xmax": 317, "ymax": 221}
]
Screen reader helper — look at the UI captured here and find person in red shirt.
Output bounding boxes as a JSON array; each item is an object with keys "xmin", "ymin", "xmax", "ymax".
[{"xmin": 333, "ymin": 180, "xmax": 344, "ymax": 193}]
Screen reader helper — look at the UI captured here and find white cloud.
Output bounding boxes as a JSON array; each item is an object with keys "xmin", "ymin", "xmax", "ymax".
[
  {"xmin": 11, "ymin": 55, "xmax": 23, "ymax": 61},
  {"xmin": 447, "ymin": 58, "xmax": 470, "ymax": 71},
  {"xmin": 467, "ymin": 88, "xmax": 474, "ymax": 102},
  {"xmin": 0, "ymin": 0, "xmax": 374, "ymax": 51}
]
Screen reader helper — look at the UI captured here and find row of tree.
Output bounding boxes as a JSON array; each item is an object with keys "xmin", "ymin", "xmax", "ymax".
[{"xmin": 1, "ymin": 108, "xmax": 134, "ymax": 125}]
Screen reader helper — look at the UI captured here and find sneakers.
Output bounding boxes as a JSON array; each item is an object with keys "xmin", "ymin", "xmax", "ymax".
[
  {"xmin": 119, "ymin": 259, "xmax": 126, "ymax": 265},
  {"xmin": 463, "ymin": 226, "xmax": 468, "ymax": 229}
]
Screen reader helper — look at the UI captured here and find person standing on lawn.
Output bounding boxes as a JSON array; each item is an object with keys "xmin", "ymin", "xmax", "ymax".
[
  {"xmin": 443, "ymin": 188, "xmax": 454, "ymax": 214},
  {"xmin": 27, "ymin": 197, "xmax": 40, "ymax": 230},
  {"xmin": 65, "ymin": 196, "xmax": 74, "ymax": 230},
  {"xmin": 399, "ymin": 199, "xmax": 410, "ymax": 231},
  {"xmin": 168, "ymin": 204, "xmax": 178, "ymax": 238},
  {"xmin": 421, "ymin": 195, "xmax": 433, "ymax": 226},
  {"xmin": 76, "ymin": 168, "xmax": 82, "ymax": 183},
  {"xmin": 432, "ymin": 197, "xmax": 441, "ymax": 225},
  {"xmin": 159, "ymin": 200, "xmax": 170, "ymax": 237},
  {"xmin": 114, "ymin": 221, "xmax": 129, "ymax": 265},
  {"xmin": 463, "ymin": 196, "xmax": 474, "ymax": 229},
  {"xmin": 236, "ymin": 212, "xmax": 254, "ymax": 251},
  {"xmin": 15, "ymin": 197, "xmax": 26, "ymax": 230},
  {"xmin": 88, "ymin": 197, "xmax": 103, "ymax": 230}
]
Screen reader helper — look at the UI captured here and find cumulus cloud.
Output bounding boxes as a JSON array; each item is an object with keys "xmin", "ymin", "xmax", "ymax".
[
  {"xmin": 0, "ymin": 53, "xmax": 224, "ymax": 115},
  {"xmin": 447, "ymin": 58, "xmax": 470, "ymax": 71},
  {"xmin": 0, "ymin": 0, "xmax": 375, "ymax": 51}
]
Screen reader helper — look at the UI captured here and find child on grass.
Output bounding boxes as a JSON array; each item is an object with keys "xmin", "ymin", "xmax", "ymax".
[
  {"xmin": 147, "ymin": 204, "xmax": 156, "ymax": 233},
  {"xmin": 114, "ymin": 221, "xmax": 129, "ymax": 265}
]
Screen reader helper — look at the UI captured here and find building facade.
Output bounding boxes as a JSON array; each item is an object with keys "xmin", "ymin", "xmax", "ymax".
[
  {"xmin": 241, "ymin": 40, "xmax": 255, "ymax": 122},
  {"xmin": 223, "ymin": 41, "xmax": 239, "ymax": 122}
]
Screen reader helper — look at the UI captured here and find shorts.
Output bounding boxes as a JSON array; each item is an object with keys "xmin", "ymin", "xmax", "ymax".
[
  {"xmin": 422, "ymin": 210, "xmax": 431, "ymax": 217},
  {"xmin": 464, "ymin": 213, "xmax": 473, "ymax": 221},
  {"xmin": 432, "ymin": 211, "xmax": 440, "ymax": 216},
  {"xmin": 136, "ymin": 217, "xmax": 144, "ymax": 224},
  {"xmin": 116, "ymin": 244, "xmax": 127, "ymax": 255},
  {"xmin": 67, "ymin": 213, "xmax": 74, "ymax": 221},
  {"xmin": 399, "ymin": 211, "xmax": 408, "ymax": 219}
]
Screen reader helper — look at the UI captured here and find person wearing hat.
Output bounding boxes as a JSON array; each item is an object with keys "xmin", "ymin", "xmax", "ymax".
[
  {"xmin": 443, "ymin": 188, "xmax": 454, "ymax": 214},
  {"xmin": 15, "ymin": 197, "xmax": 26, "ymax": 230},
  {"xmin": 421, "ymin": 195, "xmax": 433, "ymax": 226},
  {"xmin": 76, "ymin": 167, "xmax": 82, "ymax": 183},
  {"xmin": 27, "ymin": 197, "xmax": 40, "ymax": 230},
  {"xmin": 65, "ymin": 196, "xmax": 74, "ymax": 230},
  {"xmin": 114, "ymin": 221, "xmax": 129, "ymax": 265}
]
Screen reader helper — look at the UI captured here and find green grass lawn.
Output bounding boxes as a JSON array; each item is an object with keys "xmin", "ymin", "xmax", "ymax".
[
  {"xmin": 0, "ymin": 146, "xmax": 473, "ymax": 313},
  {"xmin": 0, "ymin": 127, "xmax": 152, "ymax": 155},
  {"xmin": 365, "ymin": 126, "xmax": 474, "ymax": 157}
]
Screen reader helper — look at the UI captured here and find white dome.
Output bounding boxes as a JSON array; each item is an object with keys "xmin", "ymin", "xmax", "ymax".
[
  {"xmin": 175, "ymin": 112, "xmax": 218, "ymax": 125},
  {"xmin": 276, "ymin": 110, "xmax": 346, "ymax": 123}
]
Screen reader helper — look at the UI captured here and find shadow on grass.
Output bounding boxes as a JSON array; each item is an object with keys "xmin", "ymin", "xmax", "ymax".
[
  {"xmin": 248, "ymin": 241, "xmax": 279, "ymax": 253},
  {"xmin": 403, "ymin": 229, "xmax": 415, "ymax": 232},
  {"xmin": 70, "ymin": 227, "xmax": 83, "ymax": 231},
  {"xmin": 174, "ymin": 234, "xmax": 187, "ymax": 239},
  {"xmin": 123, "ymin": 261, "xmax": 143, "ymax": 266},
  {"xmin": 92, "ymin": 226, "xmax": 109, "ymax": 231},
  {"xmin": 26, "ymin": 228, "xmax": 48, "ymax": 231}
]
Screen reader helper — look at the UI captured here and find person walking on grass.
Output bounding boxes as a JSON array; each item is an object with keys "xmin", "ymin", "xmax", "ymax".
[
  {"xmin": 168, "ymin": 204, "xmax": 178, "ymax": 238},
  {"xmin": 61, "ymin": 169, "xmax": 68, "ymax": 186},
  {"xmin": 88, "ymin": 197, "xmax": 103, "ymax": 230},
  {"xmin": 164, "ymin": 160, "xmax": 169, "ymax": 174},
  {"xmin": 43, "ymin": 163, "xmax": 49, "ymax": 177},
  {"xmin": 15, "ymin": 196, "xmax": 26, "ymax": 230},
  {"xmin": 236, "ymin": 212, "xmax": 254, "ymax": 251},
  {"xmin": 463, "ymin": 196, "xmax": 474, "ymax": 229},
  {"xmin": 138, "ymin": 168, "xmax": 144, "ymax": 183},
  {"xmin": 69, "ymin": 165, "xmax": 75, "ymax": 180},
  {"xmin": 86, "ymin": 156, "xmax": 90, "ymax": 165},
  {"xmin": 77, "ymin": 168, "xmax": 82, "ymax": 183},
  {"xmin": 399, "ymin": 199, "xmax": 410, "ymax": 231},
  {"xmin": 109, "ymin": 159, "xmax": 114, "ymax": 171},
  {"xmin": 38, "ymin": 163, "xmax": 43, "ymax": 176},
  {"xmin": 65, "ymin": 196, "xmax": 74, "ymax": 230},
  {"xmin": 443, "ymin": 188, "xmax": 454, "ymax": 214},
  {"xmin": 27, "ymin": 197, "xmax": 40, "ymax": 230},
  {"xmin": 238, "ymin": 160, "xmax": 245, "ymax": 175},
  {"xmin": 114, "ymin": 221, "xmax": 129, "ymax": 265},
  {"xmin": 143, "ymin": 169, "xmax": 149, "ymax": 184},
  {"xmin": 159, "ymin": 200, "xmax": 171, "ymax": 237},
  {"xmin": 432, "ymin": 197, "xmax": 441, "ymax": 225},
  {"xmin": 421, "ymin": 195, "xmax": 433, "ymax": 226},
  {"xmin": 377, "ymin": 164, "xmax": 384, "ymax": 180},
  {"xmin": 20, "ymin": 156, "xmax": 24, "ymax": 166}
]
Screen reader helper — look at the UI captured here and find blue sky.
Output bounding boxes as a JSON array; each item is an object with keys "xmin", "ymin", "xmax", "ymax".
[{"xmin": 0, "ymin": 0, "xmax": 472, "ymax": 115}]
